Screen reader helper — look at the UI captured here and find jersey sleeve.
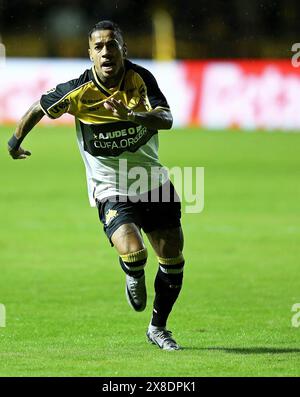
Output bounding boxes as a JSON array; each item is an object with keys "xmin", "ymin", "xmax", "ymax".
[
  {"xmin": 131, "ymin": 63, "xmax": 170, "ymax": 110},
  {"xmin": 40, "ymin": 81, "xmax": 74, "ymax": 119}
]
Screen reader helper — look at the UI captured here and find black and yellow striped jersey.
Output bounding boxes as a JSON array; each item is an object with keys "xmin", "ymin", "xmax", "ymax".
[{"xmin": 40, "ymin": 59, "xmax": 170, "ymax": 205}]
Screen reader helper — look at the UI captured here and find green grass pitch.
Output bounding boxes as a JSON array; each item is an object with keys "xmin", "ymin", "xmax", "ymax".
[{"xmin": 0, "ymin": 125, "xmax": 300, "ymax": 377}]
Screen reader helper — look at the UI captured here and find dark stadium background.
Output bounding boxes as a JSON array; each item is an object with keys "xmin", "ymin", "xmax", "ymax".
[{"xmin": 0, "ymin": 0, "xmax": 297, "ymax": 59}]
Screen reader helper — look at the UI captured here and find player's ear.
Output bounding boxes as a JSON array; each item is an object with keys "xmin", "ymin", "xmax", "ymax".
[{"xmin": 122, "ymin": 43, "xmax": 127, "ymax": 58}]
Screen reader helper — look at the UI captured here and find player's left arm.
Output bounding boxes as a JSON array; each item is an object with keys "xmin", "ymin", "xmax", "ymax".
[{"xmin": 104, "ymin": 98, "xmax": 173, "ymax": 130}]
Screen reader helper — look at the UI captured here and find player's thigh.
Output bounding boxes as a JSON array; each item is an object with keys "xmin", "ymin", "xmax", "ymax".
[
  {"xmin": 111, "ymin": 223, "xmax": 145, "ymax": 255},
  {"xmin": 146, "ymin": 226, "xmax": 184, "ymax": 258}
]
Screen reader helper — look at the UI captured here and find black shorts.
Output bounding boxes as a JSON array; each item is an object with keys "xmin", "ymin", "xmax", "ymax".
[{"xmin": 96, "ymin": 181, "xmax": 182, "ymax": 246}]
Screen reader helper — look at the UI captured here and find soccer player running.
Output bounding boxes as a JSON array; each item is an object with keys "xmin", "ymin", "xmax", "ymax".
[{"xmin": 7, "ymin": 21, "xmax": 185, "ymax": 351}]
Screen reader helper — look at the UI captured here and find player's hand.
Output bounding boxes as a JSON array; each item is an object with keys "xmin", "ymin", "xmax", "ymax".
[
  {"xmin": 104, "ymin": 98, "xmax": 132, "ymax": 120},
  {"xmin": 8, "ymin": 146, "xmax": 32, "ymax": 160}
]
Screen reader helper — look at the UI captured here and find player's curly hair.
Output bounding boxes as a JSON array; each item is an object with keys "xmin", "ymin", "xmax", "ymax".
[{"xmin": 88, "ymin": 20, "xmax": 123, "ymax": 43}]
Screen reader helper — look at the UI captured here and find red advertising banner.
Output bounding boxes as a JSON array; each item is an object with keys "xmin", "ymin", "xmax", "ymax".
[
  {"xmin": 183, "ymin": 60, "xmax": 300, "ymax": 130},
  {"xmin": 1, "ymin": 59, "xmax": 299, "ymax": 130}
]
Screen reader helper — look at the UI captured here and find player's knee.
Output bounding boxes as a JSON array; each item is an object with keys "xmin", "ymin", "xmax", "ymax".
[
  {"xmin": 119, "ymin": 247, "xmax": 148, "ymax": 276},
  {"xmin": 112, "ymin": 223, "xmax": 144, "ymax": 254}
]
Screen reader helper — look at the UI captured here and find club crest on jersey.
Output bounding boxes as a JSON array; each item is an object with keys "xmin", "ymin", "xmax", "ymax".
[{"xmin": 105, "ymin": 209, "xmax": 118, "ymax": 225}]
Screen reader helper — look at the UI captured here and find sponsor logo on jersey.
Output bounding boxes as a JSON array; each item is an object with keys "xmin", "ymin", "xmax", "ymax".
[
  {"xmin": 46, "ymin": 88, "xmax": 56, "ymax": 94},
  {"xmin": 94, "ymin": 125, "xmax": 142, "ymax": 140},
  {"xmin": 51, "ymin": 98, "xmax": 70, "ymax": 114},
  {"xmin": 80, "ymin": 121, "xmax": 157, "ymax": 156},
  {"xmin": 93, "ymin": 126, "xmax": 148, "ymax": 151}
]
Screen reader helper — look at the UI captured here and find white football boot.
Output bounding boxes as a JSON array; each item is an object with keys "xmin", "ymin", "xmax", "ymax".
[{"xmin": 146, "ymin": 324, "xmax": 181, "ymax": 351}]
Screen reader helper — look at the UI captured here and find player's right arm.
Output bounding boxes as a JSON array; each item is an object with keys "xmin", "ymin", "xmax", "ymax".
[
  {"xmin": 8, "ymin": 71, "xmax": 87, "ymax": 160},
  {"xmin": 7, "ymin": 100, "xmax": 44, "ymax": 160}
]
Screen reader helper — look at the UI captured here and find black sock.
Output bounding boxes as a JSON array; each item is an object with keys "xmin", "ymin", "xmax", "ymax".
[
  {"xmin": 119, "ymin": 249, "xmax": 148, "ymax": 278},
  {"xmin": 119, "ymin": 257, "xmax": 145, "ymax": 278},
  {"xmin": 151, "ymin": 264, "xmax": 184, "ymax": 327}
]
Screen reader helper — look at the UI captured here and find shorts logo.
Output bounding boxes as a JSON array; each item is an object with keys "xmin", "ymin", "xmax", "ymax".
[{"xmin": 105, "ymin": 209, "xmax": 118, "ymax": 225}]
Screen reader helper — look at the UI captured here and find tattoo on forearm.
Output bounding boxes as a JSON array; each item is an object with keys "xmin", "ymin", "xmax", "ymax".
[{"xmin": 16, "ymin": 102, "xmax": 44, "ymax": 138}]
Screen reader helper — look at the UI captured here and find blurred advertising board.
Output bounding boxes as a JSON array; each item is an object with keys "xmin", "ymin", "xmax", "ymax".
[{"xmin": 1, "ymin": 58, "xmax": 299, "ymax": 130}]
